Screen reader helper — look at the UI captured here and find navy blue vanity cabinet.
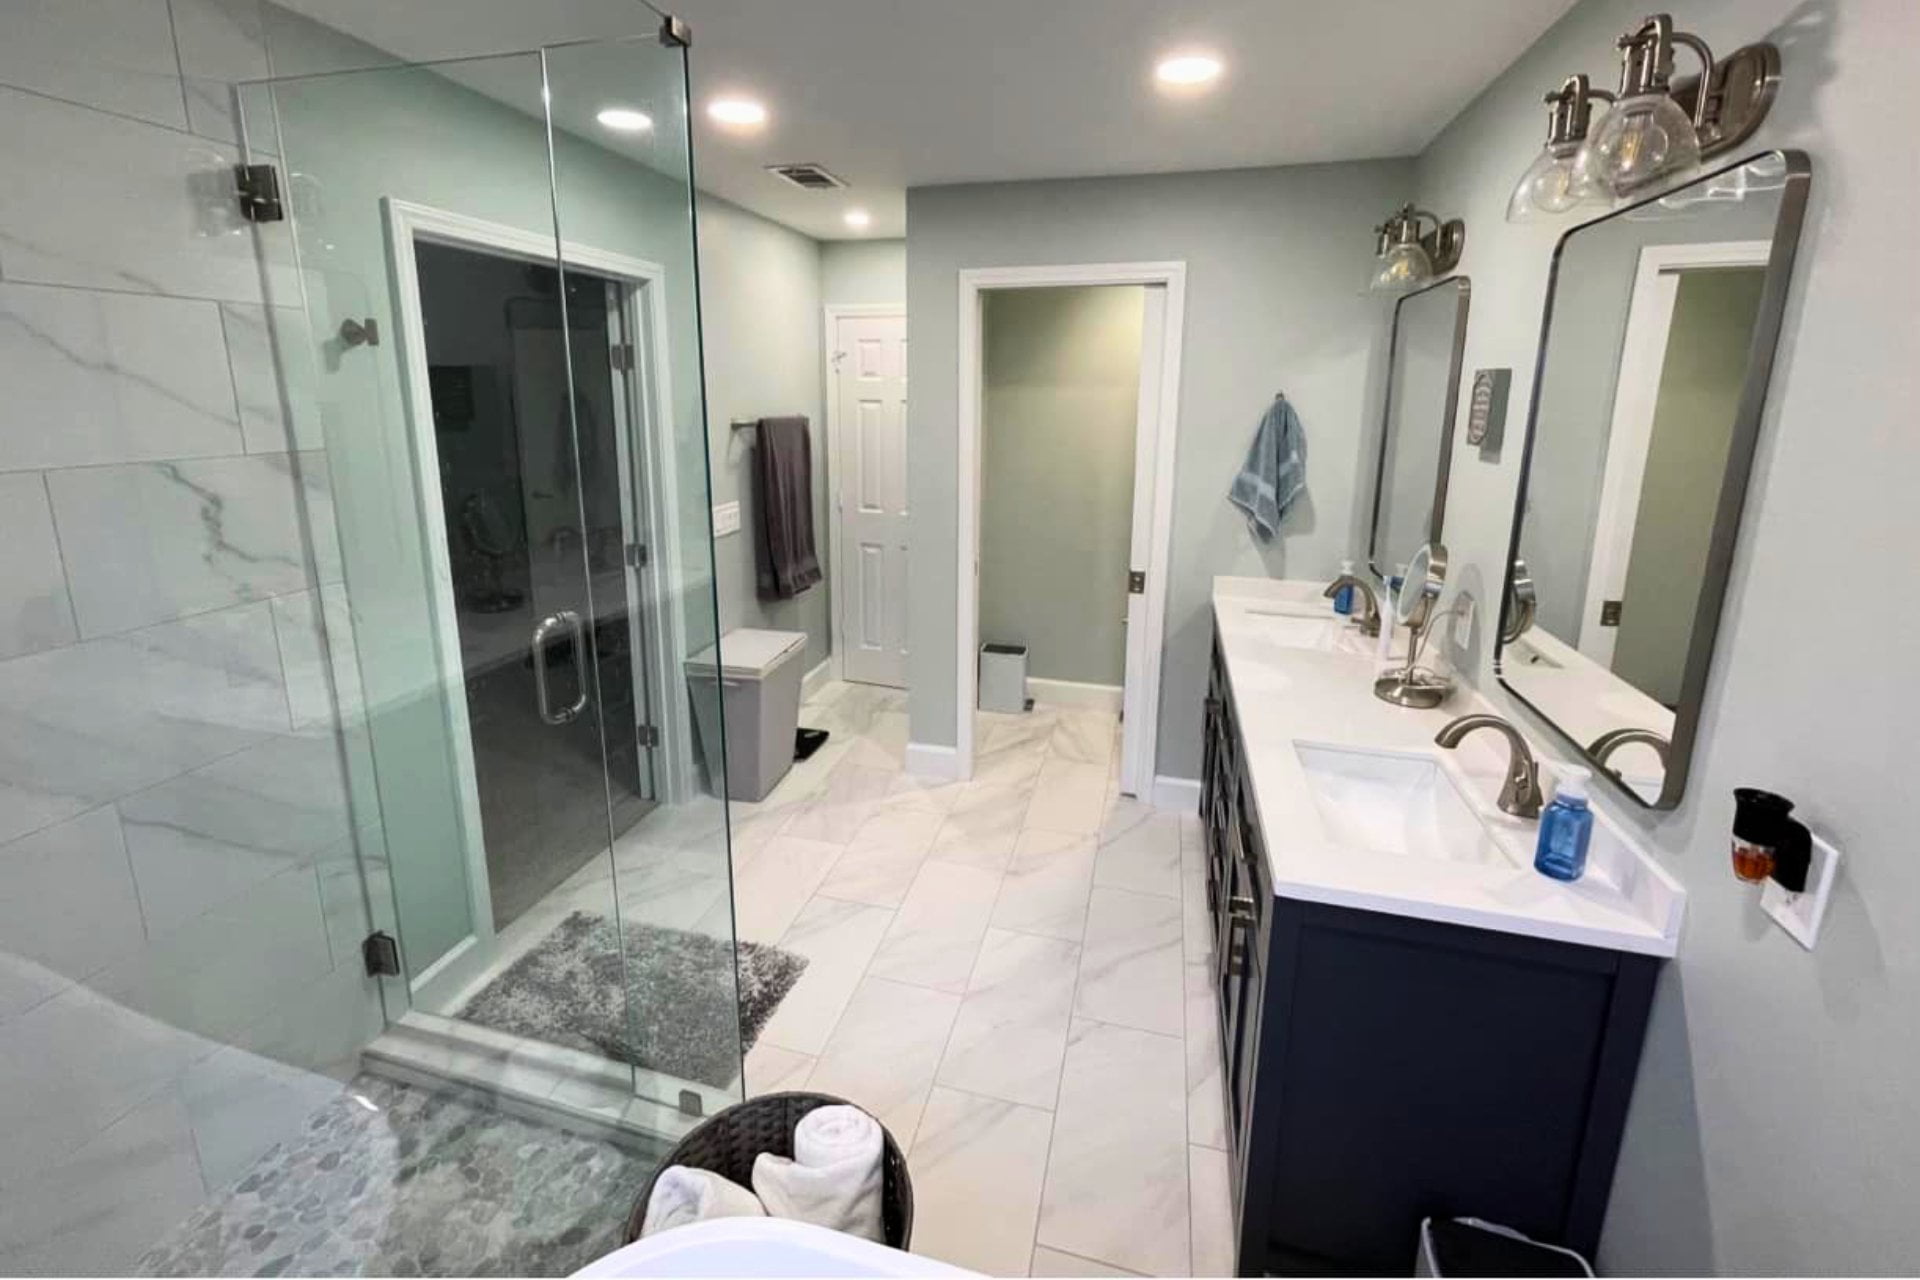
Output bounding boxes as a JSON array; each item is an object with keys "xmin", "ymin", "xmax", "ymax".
[{"xmin": 1203, "ymin": 639, "xmax": 1663, "ymax": 1277}]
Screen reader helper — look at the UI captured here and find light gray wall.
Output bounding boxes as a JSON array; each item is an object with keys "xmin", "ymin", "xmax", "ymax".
[
  {"xmin": 822, "ymin": 239, "xmax": 907, "ymax": 308},
  {"xmin": 695, "ymin": 195, "xmax": 832, "ymax": 670},
  {"xmin": 1414, "ymin": 0, "xmax": 1920, "ymax": 1271},
  {"xmin": 979, "ymin": 286, "xmax": 1144, "ymax": 686},
  {"xmin": 906, "ymin": 161, "xmax": 1414, "ymax": 775}
]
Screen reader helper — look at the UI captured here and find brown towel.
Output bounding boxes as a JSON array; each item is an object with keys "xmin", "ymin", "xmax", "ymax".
[{"xmin": 753, "ymin": 415, "xmax": 822, "ymax": 599}]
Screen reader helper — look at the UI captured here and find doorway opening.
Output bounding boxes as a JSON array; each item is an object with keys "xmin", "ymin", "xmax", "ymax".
[{"xmin": 956, "ymin": 262, "xmax": 1187, "ymax": 801}]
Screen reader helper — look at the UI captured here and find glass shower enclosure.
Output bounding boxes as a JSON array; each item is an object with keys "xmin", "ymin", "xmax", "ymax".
[{"xmin": 241, "ymin": 19, "xmax": 741, "ymax": 1133}]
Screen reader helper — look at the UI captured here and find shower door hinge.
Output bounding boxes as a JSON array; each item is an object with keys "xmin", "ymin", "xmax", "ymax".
[
  {"xmin": 1128, "ymin": 569, "xmax": 1146, "ymax": 594},
  {"xmin": 624, "ymin": 541, "xmax": 650, "ymax": 569},
  {"xmin": 658, "ymin": 13, "xmax": 691, "ymax": 47},
  {"xmin": 638, "ymin": 724, "xmax": 660, "ymax": 748},
  {"xmin": 676, "ymin": 1088, "xmax": 704, "ymax": 1117},
  {"xmin": 610, "ymin": 343, "xmax": 636, "ymax": 372},
  {"xmin": 234, "ymin": 163, "xmax": 285, "ymax": 223},
  {"xmin": 361, "ymin": 930, "xmax": 402, "ymax": 978}
]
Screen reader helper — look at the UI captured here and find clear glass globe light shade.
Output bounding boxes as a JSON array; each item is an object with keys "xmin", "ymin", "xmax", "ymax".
[
  {"xmin": 1506, "ymin": 148, "xmax": 1584, "ymax": 221},
  {"xmin": 1574, "ymin": 93, "xmax": 1700, "ymax": 196},
  {"xmin": 1370, "ymin": 241, "xmax": 1433, "ymax": 293}
]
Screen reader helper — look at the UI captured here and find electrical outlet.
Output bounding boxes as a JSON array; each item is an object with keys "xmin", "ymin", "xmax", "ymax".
[
  {"xmin": 712, "ymin": 501, "xmax": 741, "ymax": 537},
  {"xmin": 1761, "ymin": 829, "xmax": 1841, "ymax": 949}
]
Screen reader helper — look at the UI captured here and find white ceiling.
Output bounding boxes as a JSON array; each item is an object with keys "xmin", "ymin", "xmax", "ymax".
[{"xmin": 282, "ymin": 0, "xmax": 1579, "ymax": 242}]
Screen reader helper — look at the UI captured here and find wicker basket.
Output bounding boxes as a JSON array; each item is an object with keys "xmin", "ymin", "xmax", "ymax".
[{"xmin": 623, "ymin": 1091, "xmax": 914, "ymax": 1249}]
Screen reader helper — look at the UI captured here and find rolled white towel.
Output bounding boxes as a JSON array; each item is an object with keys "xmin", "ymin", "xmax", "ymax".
[
  {"xmin": 639, "ymin": 1165, "xmax": 766, "ymax": 1238},
  {"xmin": 751, "ymin": 1104, "xmax": 885, "ymax": 1242}
]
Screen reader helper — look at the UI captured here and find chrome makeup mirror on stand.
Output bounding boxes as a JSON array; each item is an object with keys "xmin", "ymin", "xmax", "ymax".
[{"xmin": 1374, "ymin": 543, "xmax": 1456, "ymax": 709}]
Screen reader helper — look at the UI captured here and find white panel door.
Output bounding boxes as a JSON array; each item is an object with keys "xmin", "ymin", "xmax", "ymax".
[{"xmin": 832, "ymin": 312, "xmax": 909, "ymax": 687}]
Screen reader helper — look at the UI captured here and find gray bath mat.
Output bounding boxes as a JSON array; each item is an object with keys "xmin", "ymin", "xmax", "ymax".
[{"xmin": 456, "ymin": 912, "xmax": 806, "ymax": 1088}]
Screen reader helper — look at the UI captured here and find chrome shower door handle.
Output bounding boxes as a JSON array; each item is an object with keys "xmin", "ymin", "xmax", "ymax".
[{"xmin": 531, "ymin": 610, "xmax": 589, "ymax": 725}]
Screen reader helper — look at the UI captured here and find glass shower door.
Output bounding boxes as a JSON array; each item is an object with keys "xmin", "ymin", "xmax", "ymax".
[{"xmin": 254, "ymin": 32, "xmax": 742, "ymax": 1126}]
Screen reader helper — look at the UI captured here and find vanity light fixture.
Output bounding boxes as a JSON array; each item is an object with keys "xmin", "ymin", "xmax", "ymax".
[
  {"xmin": 1368, "ymin": 205, "xmax": 1465, "ymax": 294},
  {"xmin": 595, "ymin": 106, "xmax": 653, "ymax": 133},
  {"xmin": 1506, "ymin": 74, "xmax": 1613, "ymax": 221},
  {"xmin": 1568, "ymin": 13, "xmax": 1780, "ymax": 200}
]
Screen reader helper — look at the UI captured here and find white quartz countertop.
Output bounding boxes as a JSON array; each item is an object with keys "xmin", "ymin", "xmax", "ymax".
[{"xmin": 1212, "ymin": 576, "xmax": 1684, "ymax": 957}]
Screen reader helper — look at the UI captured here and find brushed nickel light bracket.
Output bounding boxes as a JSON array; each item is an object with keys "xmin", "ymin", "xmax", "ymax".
[
  {"xmin": 1372, "ymin": 205, "xmax": 1466, "ymax": 276},
  {"xmin": 1609, "ymin": 13, "xmax": 1781, "ymax": 162}
]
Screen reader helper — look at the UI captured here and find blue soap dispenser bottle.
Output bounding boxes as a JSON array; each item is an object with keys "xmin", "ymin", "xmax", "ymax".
[
  {"xmin": 1534, "ymin": 767, "xmax": 1595, "ymax": 882},
  {"xmin": 1334, "ymin": 559, "xmax": 1356, "ymax": 615}
]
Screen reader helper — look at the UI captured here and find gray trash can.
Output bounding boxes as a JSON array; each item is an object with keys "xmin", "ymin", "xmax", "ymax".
[
  {"xmin": 685, "ymin": 628, "xmax": 807, "ymax": 802},
  {"xmin": 978, "ymin": 643, "xmax": 1028, "ymax": 714}
]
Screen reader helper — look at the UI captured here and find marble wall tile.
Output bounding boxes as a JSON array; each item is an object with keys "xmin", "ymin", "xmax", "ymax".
[
  {"xmin": 224, "ymin": 302, "xmax": 323, "ymax": 454},
  {"xmin": 0, "ymin": 472, "xmax": 78, "ymax": 660},
  {"xmin": 0, "ymin": 603, "xmax": 285, "ymax": 845},
  {"xmin": 1074, "ymin": 887, "xmax": 1184, "ymax": 1036},
  {"xmin": 756, "ymin": 895, "xmax": 893, "ymax": 1057},
  {"xmin": 171, "ymin": 0, "xmax": 271, "ymax": 144},
  {"xmin": 0, "ymin": 805, "xmax": 146, "ymax": 985},
  {"xmin": 0, "ymin": 0, "xmax": 189, "ymax": 131},
  {"xmin": 272, "ymin": 584, "xmax": 362, "ymax": 732},
  {"xmin": 48, "ymin": 453, "xmax": 324, "ymax": 636},
  {"xmin": 935, "ymin": 928, "xmax": 1079, "ymax": 1108},
  {"xmin": 867, "ymin": 859, "xmax": 1000, "ymax": 994},
  {"xmin": 316, "ymin": 826, "xmax": 386, "ymax": 972},
  {"xmin": 179, "ymin": 1041, "xmax": 343, "ymax": 1192},
  {"xmin": 0, "ymin": 1089, "xmax": 207, "ymax": 1276},
  {"xmin": 909, "ymin": 1086, "xmax": 1055, "ymax": 1275},
  {"xmin": 0, "ymin": 283, "xmax": 244, "ymax": 471},
  {"xmin": 94, "ymin": 861, "xmax": 335, "ymax": 1047},
  {"xmin": 806, "ymin": 976, "xmax": 960, "ymax": 1151},
  {"xmin": 1038, "ymin": 1019, "xmax": 1191, "ymax": 1276},
  {"xmin": 0, "ymin": 86, "xmax": 269, "ymax": 303},
  {"xmin": 221, "ymin": 955, "xmax": 383, "ymax": 1083},
  {"xmin": 0, "ymin": 954, "xmax": 76, "ymax": 1024},
  {"xmin": 120, "ymin": 730, "xmax": 352, "ymax": 936}
]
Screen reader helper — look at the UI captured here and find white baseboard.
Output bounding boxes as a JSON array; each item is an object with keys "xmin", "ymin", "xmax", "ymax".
[
  {"xmin": 1027, "ymin": 677, "xmax": 1124, "ymax": 712},
  {"xmin": 802, "ymin": 657, "xmax": 833, "ymax": 700},
  {"xmin": 1150, "ymin": 775, "xmax": 1201, "ymax": 813},
  {"xmin": 904, "ymin": 741, "xmax": 964, "ymax": 781}
]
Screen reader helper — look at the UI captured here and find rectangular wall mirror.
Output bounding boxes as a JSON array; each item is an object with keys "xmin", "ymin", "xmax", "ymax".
[
  {"xmin": 1498, "ymin": 150, "xmax": 1811, "ymax": 809},
  {"xmin": 1369, "ymin": 276, "xmax": 1470, "ymax": 581}
]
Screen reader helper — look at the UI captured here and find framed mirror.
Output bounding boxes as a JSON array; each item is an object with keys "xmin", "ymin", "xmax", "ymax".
[
  {"xmin": 1368, "ymin": 276, "xmax": 1470, "ymax": 582},
  {"xmin": 1498, "ymin": 150, "xmax": 1811, "ymax": 809}
]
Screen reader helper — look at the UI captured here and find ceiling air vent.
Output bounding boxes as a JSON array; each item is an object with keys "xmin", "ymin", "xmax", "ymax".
[{"xmin": 765, "ymin": 162, "xmax": 848, "ymax": 191}]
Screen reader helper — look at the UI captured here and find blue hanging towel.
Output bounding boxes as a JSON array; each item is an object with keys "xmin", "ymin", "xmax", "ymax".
[{"xmin": 1228, "ymin": 393, "xmax": 1306, "ymax": 539}]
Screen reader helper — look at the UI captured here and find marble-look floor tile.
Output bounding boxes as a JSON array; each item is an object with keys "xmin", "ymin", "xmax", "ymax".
[
  {"xmin": 1075, "ymin": 888, "xmax": 1184, "ymax": 1036},
  {"xmin": 0, "ymin": 0, "xmax": 189, "ymax": 129},
  {"xmin": 0, "ymin": 472, "xmax": 78, "ymax": 661},
  {"xmin": 909, "ymin": 1086, "xmax": 1055, "ymax": 1276},
  {"xmin": 1050, "ymin": 710, "xmax": 1118, "ymax": 769},
  {"xmin": 0, "ymin": 283, "xmax": 243, "ymax": 472},
  {"xmin": 1038, "ymin": 1019, "xmax": 1191, "ymax": 1277},
  {"xmin": 757, "ymin": 896, "xmax": 894, "ymax": 1056},
  {"xmin": 1189, "ymin": 1143, "xmax": 1236, "ymax": 1276},
  {"xmin": 48, "ymin": 454, "xmax": 325, "ymax": 637},
  {"xmin": 936, "ymin": 928, "xmax": 1079, "ymax": 1109},
  {"xmin": 867, "ymin": 860, "xmax": 1000, "ymax": 993},
  {"xmin": 971, "ymin": 740, "xmax": 1047, "ymax": 790},
  {"xmin": 816, "ymin": 808, "xmax": 942, "ymax": 907},
  {"xmin": 0, "ymin": 88, "xmax": 272, "ymax": 303},
  {"xmin": 927, "ymin": 792, "xmax": 1024, "ymax": 872},
  {"xmin": 743, "ymin": 1042, "xmax": 814, "ymax": 1097},
  {"xmin": 992, "ymin": 828, "xmax": 1097, "ymax": 943},
  {"xmin": 1185, "ymin": 964, "xmax": 1227, "ymax": 1150},
  {"xmin": 172, "ymin": 0, "xmax": 272, "ymax": 144},
  {"xmin": 782, "ymin": 761, "xmax": 896, "ymax": 843},
  {"xmin": 1030, "ymin": 1245, "xmax": 1145, "ymax": 1277},
  {"xmin": 1182, "ymin": 844, "xmax": 1214, "ymax": 964},
  {"xmin": 807, "ymin": 977, "xmax": 960, "ymax": 1150},
  {"xmin": 0, "ymin": 1090, "xmax": 207, "ymax": 1277},
  {"xmin": 725, "ymin": 833, "xmax": 845, "ymax": 944},
  {"xmin": 1025, "ymin": 759, "xmax": 1112, "ymax": 835},
  {"xmin": 1094, "ymin": 800, "xmax": 1183, "ymax": 899},
  {"xmin": 0, "ymin": 804, "xmax": 145, "ymax": 982}
]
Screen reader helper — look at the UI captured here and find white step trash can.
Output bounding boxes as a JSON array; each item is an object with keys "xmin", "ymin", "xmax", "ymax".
[
  {"xmin": 978, "ymin": 643, "xmax": 1028, "ymax": 714},
  {"xmin": 685, "ymin": 628, "xmax": 808, "ymax": 802}
]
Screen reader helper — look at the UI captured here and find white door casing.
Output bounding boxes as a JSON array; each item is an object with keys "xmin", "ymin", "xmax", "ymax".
[{"xmin": 829, "ymin": 309, "xmax": 910, "ymax": 688}]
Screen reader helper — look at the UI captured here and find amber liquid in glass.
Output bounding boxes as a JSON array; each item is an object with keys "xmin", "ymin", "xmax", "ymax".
[{"xmin": 1731, "ymin": 839, "xmax": 1775, "ymax": 882}]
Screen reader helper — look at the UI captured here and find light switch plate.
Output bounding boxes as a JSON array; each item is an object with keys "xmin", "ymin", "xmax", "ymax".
[
  {"xmin": 712, "ymin": 501, "xmax": 741, "ymax": 537},
  {"xmin": 1761, "ymin": 829, "xmax": 1841, "ymax": 950}
]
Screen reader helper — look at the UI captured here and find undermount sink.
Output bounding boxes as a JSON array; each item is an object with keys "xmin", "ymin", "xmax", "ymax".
[
  {"xmin": 1246, "ymin": 609, "xmax": 1375, "ymax": 655},
  {"xmin": 1295, "ymin": 743, "xmax": 1515, "ymax": 868}
]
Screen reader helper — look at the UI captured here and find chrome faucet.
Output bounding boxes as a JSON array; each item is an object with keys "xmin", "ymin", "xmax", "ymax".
[
  {"xmin": 1434, "ymin": 714, "xmax": 1544, "ymax": 819},
  {"xmin": 1323, "ymin": 572, "xmax": 1380, "ymax": 636},
  {"xmin": 1587, "ymin": 727, "xmax": 1671, "ymax": 777}
]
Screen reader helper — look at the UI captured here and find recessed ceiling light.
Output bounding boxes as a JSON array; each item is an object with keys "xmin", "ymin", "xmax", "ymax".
[
  {"xmin": 1155, "ymin": 51, "xmax": 1224, "ymax": 90},
  {"xmin": 843, "ymin": 208, "xmax": 872, "ymax": 231},
  {"xmin": 596, "ymin": 106, "xmax": 653, "ymax": 133},
  {"xmin": 708, "ymin": 96, "xmax": 768, "ymax": 129}
]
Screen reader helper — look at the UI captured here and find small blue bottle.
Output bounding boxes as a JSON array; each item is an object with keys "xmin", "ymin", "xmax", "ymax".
[
  {"xmin": 1534, "ymin": 768, "xmax": 1594, "ymax": 882},
  {"xmin": 1333, "ymin": 559, "xmax": 1356, "ymax": 615}
]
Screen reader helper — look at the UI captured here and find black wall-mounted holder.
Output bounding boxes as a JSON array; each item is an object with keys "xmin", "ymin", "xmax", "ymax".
[{"xmin": 1732, "ymin": 787, "xmax": 1811, "ymax": 892}]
